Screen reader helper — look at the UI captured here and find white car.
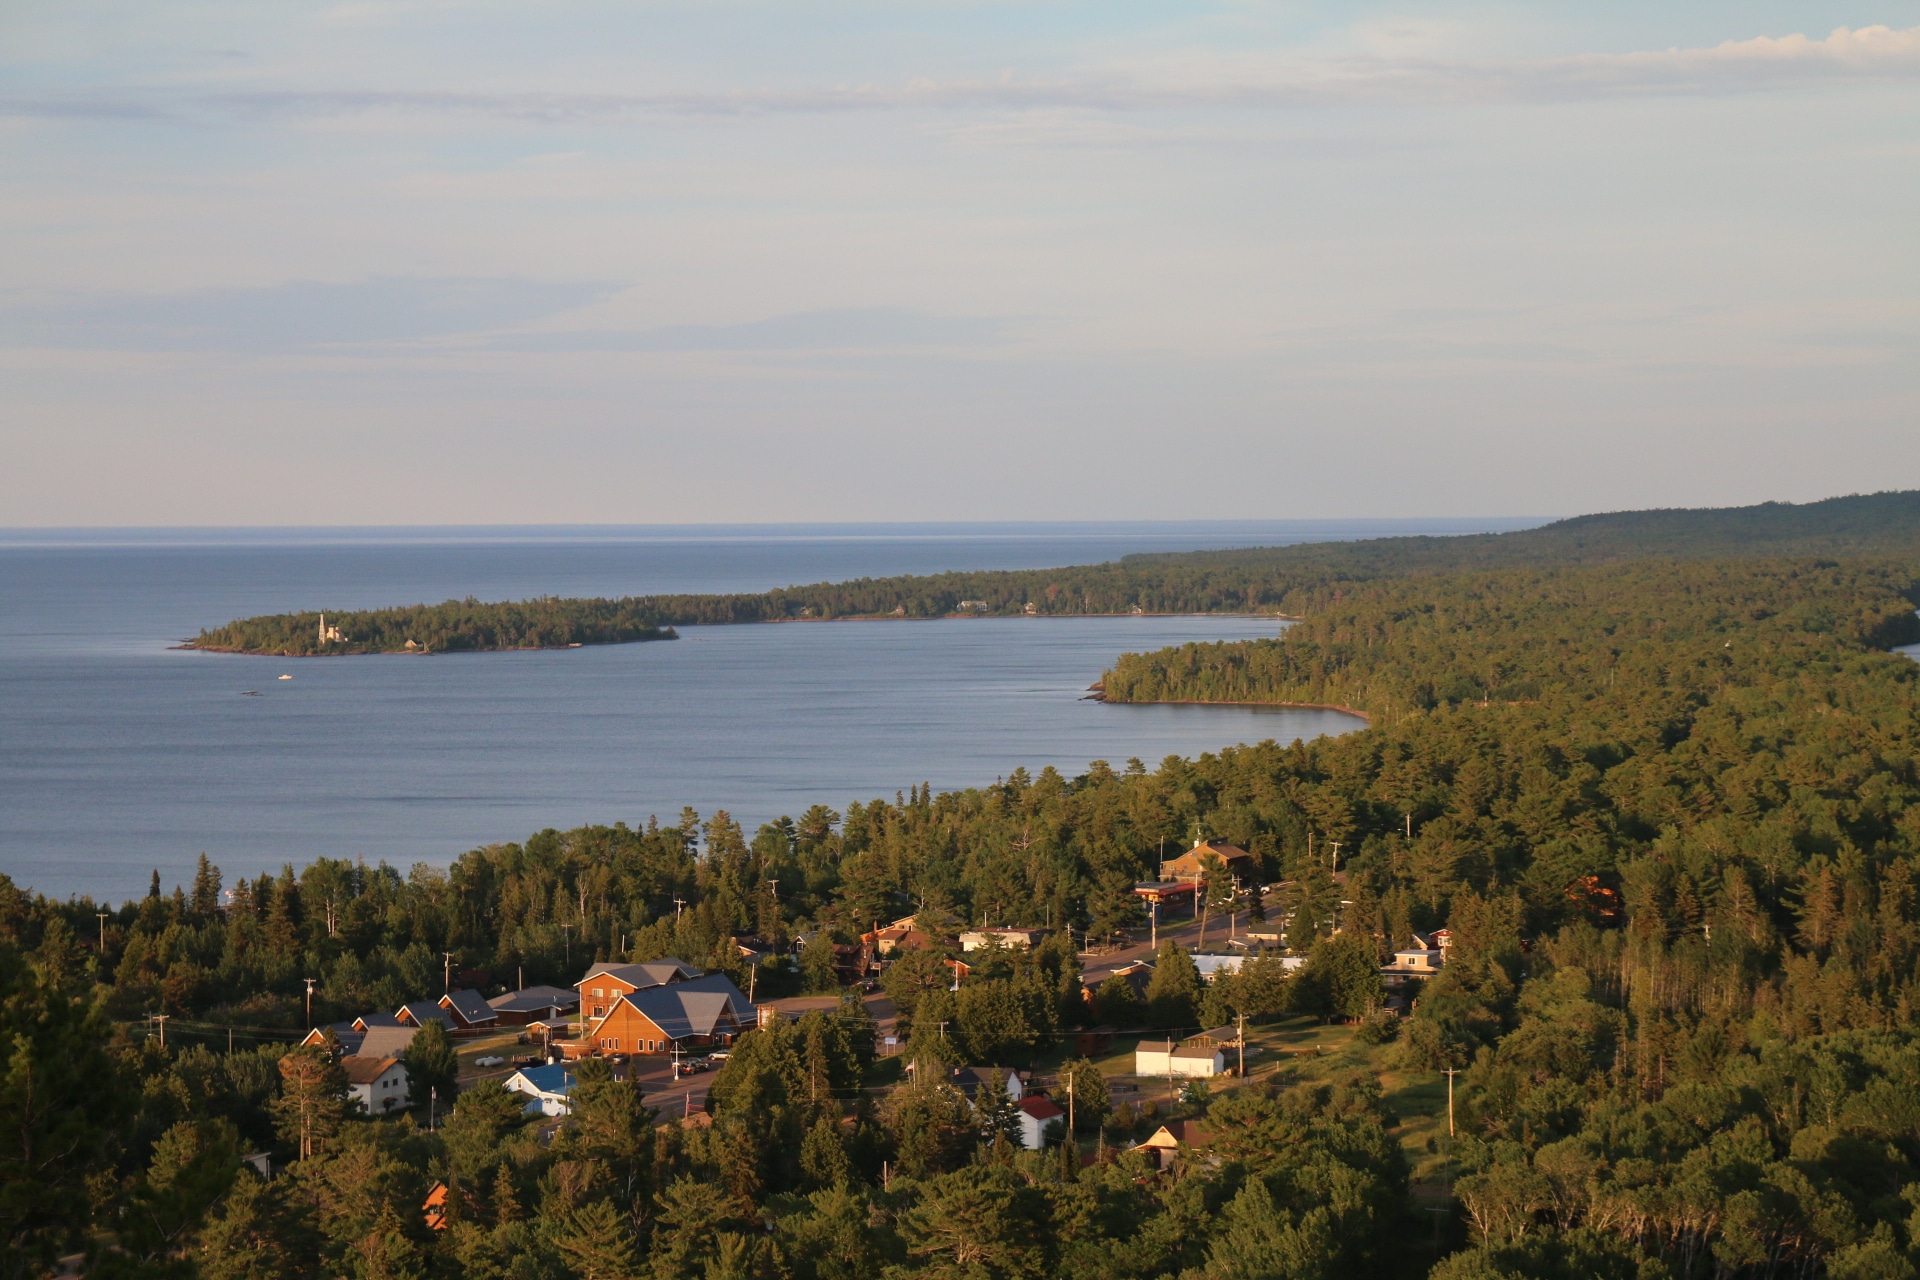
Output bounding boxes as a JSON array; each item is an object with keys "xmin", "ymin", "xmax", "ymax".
[{"xmin": 473, "ymin": 1055, "xmax": 506, "ymax": 1068}]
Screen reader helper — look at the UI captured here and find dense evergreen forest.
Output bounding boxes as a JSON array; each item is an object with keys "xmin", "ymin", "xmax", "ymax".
[
  {"xmin": 188, "ymin": 598, "xmax": 676, "ymax": 656},
  {"xmin": 191, "ymin": 491, "xmax": 1920, "ymax": 654},
  {"xmin": 9, "ymin": 491, "xmax": 1920, "ymax": 1278}
]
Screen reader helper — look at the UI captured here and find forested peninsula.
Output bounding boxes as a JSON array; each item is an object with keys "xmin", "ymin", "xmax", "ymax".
[
  {"xmin": 187, "ymin": 490, "xmax": 1920, "ymax": 655},
  {"xmin": 12, "ymin": 489, "xmax": 1920, "ymax": 1278}
]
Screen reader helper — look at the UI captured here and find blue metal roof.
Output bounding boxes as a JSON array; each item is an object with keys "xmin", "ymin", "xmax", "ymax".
[{"xmin": 511, "ymin": 1064, "xmax": 576, "ymax": 1095}]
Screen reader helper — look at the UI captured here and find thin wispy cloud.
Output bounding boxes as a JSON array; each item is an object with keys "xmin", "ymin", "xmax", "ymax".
[{"xmin": 6, "ymin": 24, "xmax": 1914, "ymax": 125}]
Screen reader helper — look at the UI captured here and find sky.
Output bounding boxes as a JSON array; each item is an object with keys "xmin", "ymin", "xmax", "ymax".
[{"xmin": 2, "ymin": 2, "xmax": 1917, "ymax": 526}]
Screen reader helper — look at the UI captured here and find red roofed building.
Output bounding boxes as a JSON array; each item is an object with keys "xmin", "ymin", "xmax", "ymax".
[{"xmin": 1015, "ymin": 1095, "xmax": 1064, "ymax": 1150}]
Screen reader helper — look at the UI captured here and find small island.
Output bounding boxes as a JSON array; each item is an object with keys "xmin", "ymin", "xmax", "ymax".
[{"xmin": 185, "ymin": 598, "xmax": 677, "ymax": 656}]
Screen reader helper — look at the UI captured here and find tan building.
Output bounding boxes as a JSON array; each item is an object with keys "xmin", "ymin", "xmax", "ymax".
[{"xmin": 1158, "ymin": 839, "xmax": 1257, "ymax": 887}]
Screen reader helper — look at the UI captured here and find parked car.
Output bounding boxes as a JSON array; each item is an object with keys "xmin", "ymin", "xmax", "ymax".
[
  {"xmin": 473, "ymin": 1055, "xmax": 506, "ymax": 1068},
  {"xmin": 707, "ymin": 1050, "xmax": 729, "ymax": 1063},
  {"xmin": 680, "ymin": 1056, "xmax": 710, "ymax": 1073}
]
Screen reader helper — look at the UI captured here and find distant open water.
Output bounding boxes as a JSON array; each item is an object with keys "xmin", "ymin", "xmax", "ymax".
[{"xmin": 0, "ymin": 519, "xmax": 1545, "ymax": 901}]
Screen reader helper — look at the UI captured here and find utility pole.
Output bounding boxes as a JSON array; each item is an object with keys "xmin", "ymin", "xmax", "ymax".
[
  {"xmin": 1405, "ymin": 813, "xmax": 1412, "ymax": 840},
  {"xmin": 518, "ymin": 965, "xmax": 524, "ymax": 991},
  {"xmin": 150, "ymin": 1013, "xmax": 169, "ymax": 1049},
  {"xmin": 442, "ymin": 952, "xmax": 454, "ymax": 992},
  {"xmin": 429, "ymin": 1087, "xmax": 437, "ymax": 1132},
  {"xmin": 1066, "ymin": 1069, "xmax": 1075, "ymax": 1137},
  {"xmin": 1150, "ymin": 900, "xmax": 1158, "ymax": 950},
  {"xmin": 96, "ymin": 912, "xmax": 110, "ymax": 956},
  {"xmin": 1442, "ymin": 1067, "xmax": 1460, "ymax": 1139},
  {"xmin": 1237, "ymin": 1011, "xmax": 1246, "ymax": 1079},
  {"xmin": 303, "ymin": 977, "xmax": 317, "ymax": 1026},
  {"xmin": 1330, "ymin": 842, "xmax": 1341, "ymax": 874},
  {"xmin": 228, "ymin": 1025, "xmax": 233, "ymax": 1054},
  {"xmin": 673, "ymin": 897, "xmax": 686, "ymax": 922}
]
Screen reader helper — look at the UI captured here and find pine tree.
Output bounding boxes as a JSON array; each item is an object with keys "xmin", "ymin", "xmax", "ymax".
[
  {"xmin": 1145, "ymin": 942, "xmax": 1201, "ymax": 1029},
  {"xmin": 191, "ymin": 853, "xmax": 222, "ymax": 919},
  {"xmin": 271, "ymin": 1046, "xmax": 347, "ymax": 1161},
  {"xmin": 491, "ymin": 1163, "xmax": 520, "ymax": 1225}
]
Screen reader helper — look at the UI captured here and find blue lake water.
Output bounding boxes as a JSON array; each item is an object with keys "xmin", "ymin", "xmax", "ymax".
[{"xmin": 0, "ymin": 519, "xmax": 1543, "ymax": 900}]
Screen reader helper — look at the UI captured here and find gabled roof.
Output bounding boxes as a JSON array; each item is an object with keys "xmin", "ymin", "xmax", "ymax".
[
  {"xmin": 582, "ymin": 958, "xmax": 702, "ymax": 989},
  {"xmin": 1017, "ymin": 1095, "xmax": 1063, "ymax": 1121},
  {"xmin": 357, "ymin": 1025, "xmax": 419, "ymax": 1059},
  {"xmin": 306, "ymin": 1020, "xmax": 363, "ymax": 1052},
  {"xmin": 354, "ymin": 1012, "xmax": 402, "ymax": 1031},
  {"xmin": 440, "ymin": 989, "xmax": 497, "ymax": 1023},
  {"xmin": 602, "ymin": 971, "xmax": 752, "ymax": 1041},
  {"xmin": 1140, "ymin": 1120, "xmax": 1210, "ymax": 1149},
  {"xmin": 488, "ymin": 984, "xmax": 579, "ymax": 1013},
  {"xmin": 507, "ymin": 1064, "xmax": 576, "ymax": 1096},
  {"xmin": 395, "ymin": 1001, "xmax": 455, "ymax": 1029},
  {"xmin": 1171, "ymin": 1045, "xmax": 1222, "ymax": 1060},
  {"xmin": 341, "ymin": 1055, "xmax": 403, "ymax": 1085}
]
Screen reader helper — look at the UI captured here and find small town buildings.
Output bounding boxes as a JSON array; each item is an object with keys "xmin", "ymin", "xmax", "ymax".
[
  {"xmin": 341, "ymin": 1055, "xmax": 410, "ymax": 1114},
  {"xmin": 1381, "ymin": 944, "xmax": 1446, "ymax": 988},
  {"xmin": 1131, "ymin": 881, "xmax": 1196, "ymax": 915},
  {"xmin": 1082, "ymin": 959, "xmax": 1155, "ymax": 1009},
  {"xmin": 959, "ymin": 928, "xmax": 1047, "ymax": 952},
  {"xmin": 1135, "ymin": 1041, "xmax": 1227, "ymax": 1078},
  {"xmin": 947, "ymin": 1067, "xmax": 1025, "ymax": 1102},
  {"xmin": 503, "ymin": 1064, "xmax": 576, "ymax": 1116},
  {"xmin": 864, "ymin": 917, "xmax": 921, "ymax": 956},
  {"xmin": 301, "ymin": 1022, "xmax": 417, "ymax": 1059},
  {"xmin": 1158, "ymin": 838, "xmax": 1257, "ymax": 887},
  {"xmin": 437, "ymin": 989, "xmax": 499, "ymax": 1031},
  {"xmin": 1137, "ymin": 1120, "xmax": 1210, "ymax": 1171},
  {"xmin": 1015, "ymin": 1095, "xmax": 1064, "ymax": 1149},
  {"xmin": 567, "ymin": 971, "xmax": 754, "ymax": 1059},
  {"xmin": 577, "ymin": 958, "xmax": 702, "ymax": 1020},
  {"xmin": 394, "ymin": 1001, "xmax": 456, "ymax": 1031},
  {"xmin": 487, "ymin": 984, "xmax": 580, "ymax": 1027}
]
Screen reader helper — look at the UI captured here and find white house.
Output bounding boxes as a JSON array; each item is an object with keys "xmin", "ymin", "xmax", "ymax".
[
  {"xmin": 341, "ymin": 1056, "xmax": 410, "ymax": 1114},
  {"xmin": 503, "ymin": 1064, "xmax": 577, "ymax": 1116},
  {"xmin": 1015, "ymin": 1095, "xmax": 1064, "ymax": 1149},
  {"xmin": 1134, "ymin": 1042, "xmax": 1227, "ymax": 1078}
]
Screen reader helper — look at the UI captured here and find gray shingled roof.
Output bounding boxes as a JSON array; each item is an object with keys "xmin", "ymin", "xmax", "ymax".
[
  {"xmin": 582, "ymin": 958, "xmax": 701, "ymax": 991},
  {"xmin": 441, "ymin": 989, "xmax": 497, "ymax": 1024},
  {"xmin": 488, "ymin": 984, "xmax": 579, "ymax": 1013},
  {"xmin": 611, "ymin": 971, "xmax": 752, "ymax": 1041},
  {"xmin": 358, "ymin": 1025, "xmax": 419, "ymax": 1059},
  {"xmin": 396, "ymin": 1001, "xmax": 455, "ymax": 1029}
]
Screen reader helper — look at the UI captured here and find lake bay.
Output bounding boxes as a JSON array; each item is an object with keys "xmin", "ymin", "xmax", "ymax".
[{"xmin": 0, "ymin": 520, "xmax": 1538, "ymax": 899}]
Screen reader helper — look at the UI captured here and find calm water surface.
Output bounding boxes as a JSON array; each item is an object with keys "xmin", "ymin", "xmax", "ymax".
[{"xmin": 0, "ymin": 520, "xmax": 1541, "ymax": 900}]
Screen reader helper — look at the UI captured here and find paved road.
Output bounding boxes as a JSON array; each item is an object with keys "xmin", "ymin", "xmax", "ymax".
[{"xmin": 1079, "ymin": 897, "xmax": 1276, "ymax": 988}]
